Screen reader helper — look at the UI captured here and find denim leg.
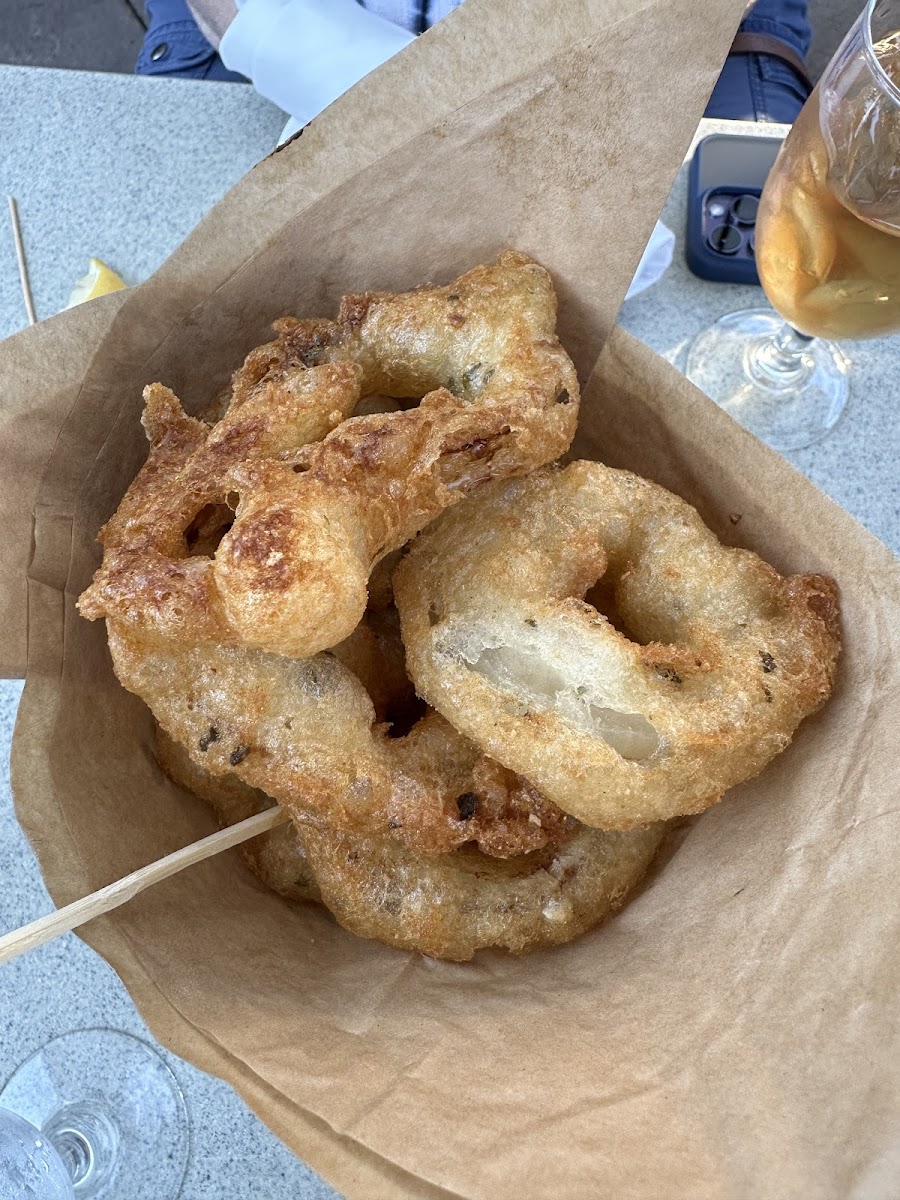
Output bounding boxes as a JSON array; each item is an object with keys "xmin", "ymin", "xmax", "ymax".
[
  {"xmin": 739, "ymin": 0, "xmax": 812, "ymax": 58},
  {"xmin": 705, "ymin": 0, "xmax": 813, "ymax": 122},
  {"xmin": 136, "ymin": 0, "xmax": 247, "ymax": 81}
]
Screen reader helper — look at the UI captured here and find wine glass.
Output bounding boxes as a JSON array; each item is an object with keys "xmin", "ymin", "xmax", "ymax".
[
  {"xmin": 686, "ymin": 0, "xmax": 900, "ymax": 450},
  {"xmin": 0, "ymin": 1030, "xmax": 189, "ymax": 1198},
  {"xmin": 0, "ymin": 1108, "xmax": 73, "ymax": 1199}
]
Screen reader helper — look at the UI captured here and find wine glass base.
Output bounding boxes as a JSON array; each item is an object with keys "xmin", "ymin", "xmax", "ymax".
[
  {"xmin": 0, "ymin": 1030, "xmax": 189, "ymax": 1199},
  {"xmin": 0, "ymin": 1107, "xmax": 75, "ymax": 1199},
  {"xmin": 685, "ymin": 309, "xmax": 850, "ymax": 451}
]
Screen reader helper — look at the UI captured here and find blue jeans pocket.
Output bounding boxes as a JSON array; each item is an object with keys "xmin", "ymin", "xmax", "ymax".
[
  {"xmin": 137, "ymin": 20, "xmax": 220, "ymax": 77},
  {"xmin": 753, "ymin": 53, "xmax": 811, "ymax": 123}
]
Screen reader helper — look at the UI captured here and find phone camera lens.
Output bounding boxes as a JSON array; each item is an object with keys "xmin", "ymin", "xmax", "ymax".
[
  {"xmin": 707, "ymin": 224, "xmax": 742, "ymax": 255},
  {"xmin": 731, "ymin": 194, "xmax": 759, "ymax": 225}
]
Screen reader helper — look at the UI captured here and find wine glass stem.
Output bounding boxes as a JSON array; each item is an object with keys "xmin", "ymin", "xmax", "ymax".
[
  {"xmin": 745, "ymin": 323, "xmax": 816, "ymax": 389},
  {"xmin": 42, "ymin": 1103, "xmax": 119, "ymax": 1195}
]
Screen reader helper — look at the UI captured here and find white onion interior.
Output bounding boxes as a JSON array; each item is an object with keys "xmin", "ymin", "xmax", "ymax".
[{"xmin": 467, "ymin": 644, "xmax": 660, "ymax": 762}]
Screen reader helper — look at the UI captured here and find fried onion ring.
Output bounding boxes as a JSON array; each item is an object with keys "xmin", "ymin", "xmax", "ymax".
[
  {"xmin": 80, "ymin": 253, "xmax": 578, "ymax": 658},
  {"xmin": 78, "ymin": 363, "xmax": 360, "ymax": 643},
  {"xmin": 155, "ymin": 727, "xmax": 321, "ymax": 904},
  {"xmin": 154, "ymin": 726, "xmax": 664, "ymax": 961},
  {"xmin": 109, "ymin": 614, "xmax": 576, "ymax": 860},
  {"xmin": 297, "ymin": 821, "xmax": 665, "ymax": 961},
  {"xmin": 394, "ymin": 461, "xmax": 841, "ymax": 829}
]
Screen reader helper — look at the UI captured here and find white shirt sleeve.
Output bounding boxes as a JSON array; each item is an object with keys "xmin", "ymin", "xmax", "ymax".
[
  {"xmin": 625, "ymin": 223, "xmax": 676, "ymax": 300},
  {"xmin": 220, "ymin": 0, "xmax": 415, "ymax": 125}
]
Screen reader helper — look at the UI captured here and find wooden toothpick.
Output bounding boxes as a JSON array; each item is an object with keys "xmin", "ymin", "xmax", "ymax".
[
  {"xmin": 7, "ymin": 195, "xmax": 36, "ymax": 326},
  {"xmin": 0, "ymin": 806, "xmax": 290, "ymax": 967}
]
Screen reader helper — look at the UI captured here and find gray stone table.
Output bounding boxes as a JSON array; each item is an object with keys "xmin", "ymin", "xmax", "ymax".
[{"xmin": 0, "ymin": 67, "xmax": 897, "ymax": 1200}]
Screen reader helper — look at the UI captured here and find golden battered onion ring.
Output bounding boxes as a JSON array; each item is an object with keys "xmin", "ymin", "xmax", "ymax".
[
  {"xmin": 394, "ymin": 461, "xmax": 841, "ymax": 830},
  {"xmin": 296, "ymin": 821, "xmax": 665, "ymax": 961},
  {"xmin": 109, "ymin": 617, "xmax": 575, "ymax": 861},
  {"xmin": 155, "ymin": 726, "xmax": 664, "ymax": 961},
  {"xmin": 80, "ymin": 253, "xmax": 578, "ymax": 658},
  {"xmin": 78, "ymin": 362, "xmax": 361, "ymax": 642},
  {"xmin": 155, "ymin": 727, "xmax": 320, "ymax": 904}
]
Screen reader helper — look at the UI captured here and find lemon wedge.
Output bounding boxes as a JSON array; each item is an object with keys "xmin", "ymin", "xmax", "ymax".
[{"xmin": 66, "ymin": 258, "xmax": 127, "ymax": 308}]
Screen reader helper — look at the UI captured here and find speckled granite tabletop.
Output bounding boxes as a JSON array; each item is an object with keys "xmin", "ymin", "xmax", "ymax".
[{"xmin": 0, "ymin": 68, "xmax": 896, "ymax": 1200}]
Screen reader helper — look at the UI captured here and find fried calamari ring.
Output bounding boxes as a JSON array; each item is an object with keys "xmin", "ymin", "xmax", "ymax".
[
  {"xmin": 155, "ymin": 727, "xmax": 665, "ymax": 961},
  {"xmin": 109, "ymin": 618, "xmax": 575, "ymax": 860},
  {"xmin": 394, "ymin": 462, "xmax": 841, "ymax": 830},
  {"xmin": 155, "ymin": 727, "xmax": 320, "ymax": 904},
  {"xmin": 79, "ymin": 253, "xmax": 578, "ymax": 658}
]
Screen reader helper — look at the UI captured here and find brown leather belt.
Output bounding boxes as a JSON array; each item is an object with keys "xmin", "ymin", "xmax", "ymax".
[{"xmin": 730, "ymin": 31, "xmax": 813, "ymax": 90}]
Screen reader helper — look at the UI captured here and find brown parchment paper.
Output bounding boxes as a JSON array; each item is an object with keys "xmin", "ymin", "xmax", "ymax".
[
  {"xmin": 0, "ymin": 292, "xmax": 127, "ymax": 678},
  {"xmin": 4, "ymin": 0, "xmax": 900, "ymax": 1195}
]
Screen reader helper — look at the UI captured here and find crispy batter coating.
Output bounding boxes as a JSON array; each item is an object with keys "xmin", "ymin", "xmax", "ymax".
[
  {"xmin": 326, "ymin": 552, "xmax": 419, "ymax": 723},
  {"xmin": 295, "ymin": 820, "xmax": 666, "ymax": 961},
  {"xmin": 394, "ymin": 462, "xmax": 842, "ymax": 830},
  {"xmin": 157, "ymin": 723, "xmax": 663, "ymax": 961},
  {"xmin": 78, "ymin": 363, "xmax": 360, "ymax": 642},
  {"xmin": 79, "ymin": 253, "xmax": 578, "ymax": 658},
  {"xmin": 109, "ymin": 614, "xmax": 576, "ymax": 861},
  {"xmin": 155, "ymin": 727, "xmax": 320, "ymax": 904}
]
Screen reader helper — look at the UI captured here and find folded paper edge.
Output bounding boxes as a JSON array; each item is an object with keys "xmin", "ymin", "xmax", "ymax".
[{"xmin": 0, "ymin": 291, "xmax": 129, "ymax": 678}]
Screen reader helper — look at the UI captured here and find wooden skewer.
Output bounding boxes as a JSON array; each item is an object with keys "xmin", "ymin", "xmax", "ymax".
[
  {"xmin": 7, "ymin": 196, "xmax": 36, "ymax": 326},
  {"xmin": 0, "ymin": 806, "xmax": 290, "ymax": 967}
]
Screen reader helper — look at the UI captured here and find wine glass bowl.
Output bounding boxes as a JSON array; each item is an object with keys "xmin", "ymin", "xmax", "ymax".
[{"xmin": 756, "ymin": 12, "xmax": 900, "ymax": 340}]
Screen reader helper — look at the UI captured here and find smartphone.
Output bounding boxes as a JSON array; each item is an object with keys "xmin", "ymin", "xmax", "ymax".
[{"xmin": 686, "ymin": 133, "xmax": 783, "ymax": 285}]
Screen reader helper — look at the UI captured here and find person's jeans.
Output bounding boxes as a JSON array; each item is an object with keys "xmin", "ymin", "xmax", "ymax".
[
  {"xmin": 706, "ymin": 0, "xmax": 813, "ymax": 122},
  {"xmin": 136, "ymin": 0, "xmax": 246, "ymax": 81}
]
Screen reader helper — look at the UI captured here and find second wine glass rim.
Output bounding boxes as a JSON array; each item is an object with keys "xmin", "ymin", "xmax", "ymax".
[{"xmin": 862, "ymin": 0, "xmax": 900, "ymax": 105}]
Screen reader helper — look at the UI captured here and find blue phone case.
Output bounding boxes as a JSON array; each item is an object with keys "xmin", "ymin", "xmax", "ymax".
[{"xmin": 686, "ymin": 137, "xmax": 773, "ymax": 286}]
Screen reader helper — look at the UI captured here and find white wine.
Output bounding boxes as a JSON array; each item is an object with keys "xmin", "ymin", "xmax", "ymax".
[{"xmin": 757, "ymin": 35, "xmax": 900, "ymax": 340}]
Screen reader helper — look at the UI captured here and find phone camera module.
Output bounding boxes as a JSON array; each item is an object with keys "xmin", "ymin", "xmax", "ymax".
[
  {"xmin": 707, "ymin": 225, "xmax": 742, "ymax": 255},
  {"xmin": 730, "ymin": 194, "xmax": 759, "ymax": 225}
]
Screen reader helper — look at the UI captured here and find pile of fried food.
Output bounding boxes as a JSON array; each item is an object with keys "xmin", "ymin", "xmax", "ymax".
[{"xmin": 78, "ymin": 252, "xmax": 841, "ymax": 961}]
